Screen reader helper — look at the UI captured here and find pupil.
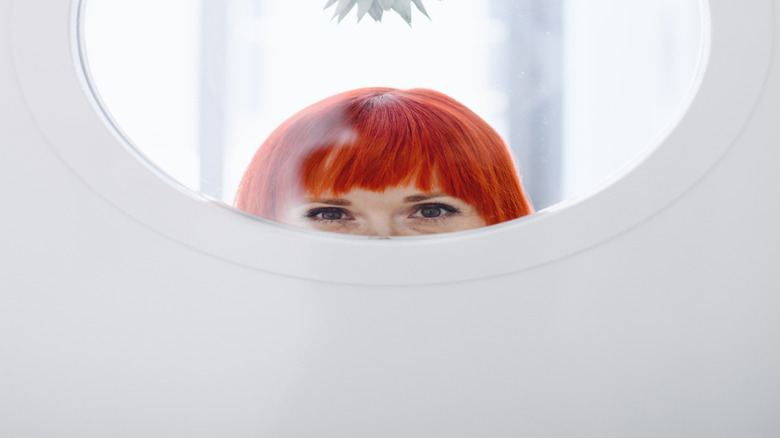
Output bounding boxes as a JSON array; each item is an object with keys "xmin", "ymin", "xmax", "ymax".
[
  {"xmin": 421, "ymin": 207, "xmax": 441, "ymax": 218},
  {"xmin": 322, "ymin": 210, "xmax": 342, "ymax": 220}
]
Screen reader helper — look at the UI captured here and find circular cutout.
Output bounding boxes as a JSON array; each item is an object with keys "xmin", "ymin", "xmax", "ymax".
[{"xmin": 82, "ymin": 0, "xmax": 704, "ymax": 217}]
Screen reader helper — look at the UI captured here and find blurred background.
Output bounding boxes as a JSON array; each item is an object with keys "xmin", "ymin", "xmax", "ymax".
[{"xmin": 83, "ymin": 0, "xmax": 704, "ymax": 211}]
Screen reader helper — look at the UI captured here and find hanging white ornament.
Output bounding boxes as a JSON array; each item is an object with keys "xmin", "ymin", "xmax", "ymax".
[{"xmin": 324, "ymin": 0, "xmax": 439, "ymax": 25}]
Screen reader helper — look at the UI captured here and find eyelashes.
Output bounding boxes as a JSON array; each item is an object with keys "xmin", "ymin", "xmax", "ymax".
[
  {"xmin": 304, "ymin": 207, "xmax": 353, "ymax": 222},
  {"xmin": 410, "ymin": 203, "xmax": 460, "ymax": 219}
]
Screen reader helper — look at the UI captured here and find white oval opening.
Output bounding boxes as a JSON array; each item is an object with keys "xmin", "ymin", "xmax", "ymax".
[{"xmin": 81, "ymin": 0, "xmax": 706, "ymax": 235}]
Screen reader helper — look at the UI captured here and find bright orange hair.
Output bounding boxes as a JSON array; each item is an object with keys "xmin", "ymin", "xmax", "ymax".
[{"xmin": 234, "ymin": 88, "xmax": 533, "ymax": 225}]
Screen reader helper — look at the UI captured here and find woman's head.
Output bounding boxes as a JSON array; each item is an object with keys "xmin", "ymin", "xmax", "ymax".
[{"xmin": 234, "ymin": 87, "xmax": 533, "ymax": 235}]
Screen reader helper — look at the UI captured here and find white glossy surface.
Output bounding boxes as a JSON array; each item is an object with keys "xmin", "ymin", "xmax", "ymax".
[{"xmin": 2, "ymin": 0, "xmax": 780, "ymax": 436}]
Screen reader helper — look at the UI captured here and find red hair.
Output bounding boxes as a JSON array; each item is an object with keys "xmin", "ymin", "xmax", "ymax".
[{"xmin": 234, "ymin": 88, "xmax": 533, "ymax": 225}]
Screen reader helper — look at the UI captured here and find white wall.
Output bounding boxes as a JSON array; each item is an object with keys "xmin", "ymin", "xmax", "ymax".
[{"xmin": 1, "ymin": 0, "xmax": 779, "ymax": 436}]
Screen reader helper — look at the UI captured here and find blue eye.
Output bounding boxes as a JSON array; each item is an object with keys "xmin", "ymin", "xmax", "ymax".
[
  {"xmin": 420, "ymin": 206, "xmax": 442, "ymax": 218},
  {"xmin": 413, "ymin": 203, "xmax": 459, "ymax": 219},
  {"xmin": 305, "ymin": 208, "xmax": 349, "ymax": 221},
  {"xmin": 321, "ymin": 210, "xmax": 343, "ymax": 220}
]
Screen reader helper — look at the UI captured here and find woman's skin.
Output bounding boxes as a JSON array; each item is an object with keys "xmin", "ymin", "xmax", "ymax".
[{"xmin": 282, "ymin": 184, "xmax": 487, "ymax": 236}]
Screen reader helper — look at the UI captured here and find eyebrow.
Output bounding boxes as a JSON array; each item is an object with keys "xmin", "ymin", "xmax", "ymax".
[
  {"xmin": 403, "ymin": 192, "xmax": 449, "ymax": 203},
  {"xmin": 305, "ymin": 199, "xmax": 352, "ymax": 206}
]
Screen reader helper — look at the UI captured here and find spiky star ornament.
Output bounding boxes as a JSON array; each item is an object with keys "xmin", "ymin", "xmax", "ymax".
[{"xmin": 324, "ymin": 0, "xmax": 439, "ymax": 25}]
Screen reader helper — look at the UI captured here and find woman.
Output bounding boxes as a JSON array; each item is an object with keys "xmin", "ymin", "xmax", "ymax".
[{"xmin": 234, "ymin": 87, "xmax": 533, "ymax": 236}]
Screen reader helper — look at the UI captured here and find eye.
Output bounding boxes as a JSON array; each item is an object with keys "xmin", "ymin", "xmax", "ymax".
[
  {"xmin": 411, "ymin": 203, "xmax": 460, "ymax": 219},
  {"xmin": 420, "ymin": 206, "xmax": 442, "ymax": 218},
  {"xmin": 305, "ymin": 207, "xmax": 352, "ymax": 221}
]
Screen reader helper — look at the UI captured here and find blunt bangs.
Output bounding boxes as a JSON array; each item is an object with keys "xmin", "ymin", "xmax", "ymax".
[{"xmin": 234, "ymin": 88, "xmax": 533, "ymax": 225}]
